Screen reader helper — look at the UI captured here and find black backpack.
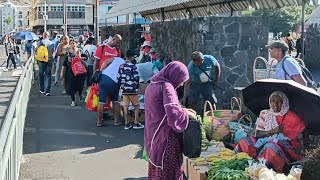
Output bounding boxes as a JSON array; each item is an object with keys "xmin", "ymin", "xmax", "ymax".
[
  {"xmin": 182, "ymin": 117, "xmax": 202, "ymax": 158},
  {"xmin": 282, "ymin": 58, "xmax": 316, "ymax": 88}
]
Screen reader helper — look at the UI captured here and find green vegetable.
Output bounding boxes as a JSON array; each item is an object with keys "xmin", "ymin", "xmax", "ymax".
[{"xmin": 207, "ymin": 159, "xmax": 250, "ymax": 180}]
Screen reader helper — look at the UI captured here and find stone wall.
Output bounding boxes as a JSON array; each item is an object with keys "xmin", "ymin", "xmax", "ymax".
[
  {"xmin": 102, "ymin": 24, "xmax": 143, "ymax": 55},
  {"xmin": 102, "ymin": 16, "xmax": 269, "ymax": 109},
  {"xmin": 305, "ymin": 24, "xmax": 320, "ymax": 69},
  {"xmin": 151, "ymin": 16, "xmax": 269, "ymax": 108}
]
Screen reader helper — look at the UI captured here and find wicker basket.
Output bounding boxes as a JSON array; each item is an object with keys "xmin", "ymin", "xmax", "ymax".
[
  {"xmin": 203, "ymin": 97, "xmax": 242, "ymax": 141},
  {"xmin": 253, "ymin": 57, "xmax": 269, "ymax": 82}
]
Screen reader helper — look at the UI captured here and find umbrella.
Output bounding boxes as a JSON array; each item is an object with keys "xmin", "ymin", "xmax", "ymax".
[
  {"xmin": 242, "ymin": 79, "xmax": 320, "ymax": 135},
  {"xmin": 13, "ymin": 31, "xmax": 39, "ymax": 40}
]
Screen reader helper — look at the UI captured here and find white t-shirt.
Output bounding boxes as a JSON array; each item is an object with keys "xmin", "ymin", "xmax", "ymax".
[
  {"xmin": 82, "ymin": 44, "xmax": 97, "ymax": 65},
  {"xmin": 102, "ymin": 57, "xmax": 125, "ymax": 83}
]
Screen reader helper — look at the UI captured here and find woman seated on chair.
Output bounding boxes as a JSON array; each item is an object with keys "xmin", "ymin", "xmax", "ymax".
[{"xmin": 235, "ymin": 91, "xmax": 305, "ymax": 172}]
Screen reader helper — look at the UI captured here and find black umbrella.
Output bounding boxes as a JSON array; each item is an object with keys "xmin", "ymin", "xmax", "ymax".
[{"xmin": 242, "ymin": 79, "xmax": 320, "ymax": 135}]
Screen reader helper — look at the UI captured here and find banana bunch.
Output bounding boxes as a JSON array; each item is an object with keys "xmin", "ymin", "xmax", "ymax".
[
  {"xmin": 193, "ymin": 157, "xmax": 207, "ymax": 166},
  {"xmin": 201, "ymin": 144, "xmax": 208, "ymax": 151},
  {"xmin": 207, "ymin": 154, "xmax": 221, "ymax": 163},
  {"xmin": 219, "ymin": 148, "xmax": 236, "ymax": 160},
  {"xmin": 236, "ymin": 152, "xmax": 252, "ymax": 160}
]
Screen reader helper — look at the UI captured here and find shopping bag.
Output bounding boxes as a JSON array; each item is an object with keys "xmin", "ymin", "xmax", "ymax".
[
  {"xmin": 86, "ymin": 84, "xmax": 111, "ymax": 112},
  {"xmin": 72, "ymin": 56, "xmax": 87, "ymax": 76},
  {"xmin": 141, "ymin": 147, "xmax": 148, "ymax": 161}
]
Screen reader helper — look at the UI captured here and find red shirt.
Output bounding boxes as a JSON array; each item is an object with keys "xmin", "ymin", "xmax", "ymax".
[{"xmin": 94, "ymin": 44, "xmax": 119, "ymax": 69}]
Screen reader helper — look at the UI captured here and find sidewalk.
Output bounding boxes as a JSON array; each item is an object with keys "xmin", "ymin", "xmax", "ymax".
[{"xmin": 19, "ymin": 79, "xmax": 147, "ymax": 180}]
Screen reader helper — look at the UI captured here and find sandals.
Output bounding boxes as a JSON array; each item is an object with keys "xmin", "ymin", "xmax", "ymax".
[
  {"xmin": 114, "ymin": 121, "xmax": 123, "ymax": 126},
  {"xmin": 97, "ymin": 121, "xmax": 103, "ymax": 127}
]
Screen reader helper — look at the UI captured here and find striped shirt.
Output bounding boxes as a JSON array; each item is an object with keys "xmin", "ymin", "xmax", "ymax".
[{"xmin": 118, "ymin": 62, "xmax": 140, "ymax": 94}]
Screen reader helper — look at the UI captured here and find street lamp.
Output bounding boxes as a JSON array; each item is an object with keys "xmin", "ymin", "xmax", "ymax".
[{"xmin": 40, "ymin": 0, "xmax": 48, "ymax": 32}]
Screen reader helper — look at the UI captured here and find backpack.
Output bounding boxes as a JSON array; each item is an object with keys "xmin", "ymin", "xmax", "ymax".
[
  {"xmin": 282, "ymin": 58, "xmax": 316, "ymax": 88},
  {"xmin": 36, "ymin": 41, "xmax": 49, "ymax": 62},
  {"xmin": 72, "ymin": 56, "xmax": 87, "ymax": 76}
]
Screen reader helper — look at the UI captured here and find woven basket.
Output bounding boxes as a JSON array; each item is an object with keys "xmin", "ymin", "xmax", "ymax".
[
  {"xmin": 203, "ymin": 97, "xmax": 242, "ymax": 141},
  {"xmin": 253, "ymin": 57, "xmax": 269, "ymax": 82},
  {"xmin": 229, "ymin": 114, "xmax": 253, "ymax": 134}
]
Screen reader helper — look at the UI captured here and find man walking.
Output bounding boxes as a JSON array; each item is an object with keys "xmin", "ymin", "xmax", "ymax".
[
  {"xmin": 36, "ymin": 32, "xmax": 55, "ymax": 96},
  {"xmin": 266, "ymin": 41, "xmax": 306, "ymax": 86},
  {"xmin": 182, "ymin": 51, "xmax": 221, "ymax": 111}
]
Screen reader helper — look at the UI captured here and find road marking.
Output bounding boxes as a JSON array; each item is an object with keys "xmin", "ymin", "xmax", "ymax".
[
  {"xmin": 28, "ymin": 104, "xmax": 83, "ymax": 110},
  {"xmin": 24, "ymin": 127, "xmax": 114, "ymax": 138}
]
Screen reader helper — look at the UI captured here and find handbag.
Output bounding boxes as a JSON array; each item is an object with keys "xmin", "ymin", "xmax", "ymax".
[
  {"xmin": 72, "ymin": 56, "xmax": 87, "ymax": 76},
  {"xmin": 91, "ymin": 70, "xmax": 102, "ymax": 83},
  {"xmin": 183, "ymin": 116, "xmax": 202, "ymax": 158}
]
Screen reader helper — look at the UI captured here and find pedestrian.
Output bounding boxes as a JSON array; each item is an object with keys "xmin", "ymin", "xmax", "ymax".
[
  {"xmin": 182, "ymin": 51, "xmax": 221, "ymax": 111},
  {"xmin": 77, "ymin": 35, "xmax": 85, "ymax": 50},
  {"xmin": 118, "ymin": 49, "xmax": 143, "ymax": 130},
  {"xmin": 4, "ymin": 38, "xmax": 17, "ymax": 71},
  {"xmin": 61, "ymin": 41, "xmax": 86, "ymax": 106},
  {"xmin": 295, "ymin": 37, "xmax": 302, "ymax": 58},
  {"xmin": 50, "ymin": 31, "xmax": 59, "ymax": 49},
  {"xmin": 25, "ymin": 40, "xmax": 34, "ymax": 60},
  {"xmin": 36, "ymin": 31, "xmax": 55, "ymax": 96},
  {"xmin": 82, "ymin": 38, "xmax": 97, "ymax": 86},
  {"xmin": 266, "ymin": 41, "xmax": 306, "ymax": 86},
  {"xmin": 97, "ymin": 57, "xmax": 125, "ymax": 127},
  {"xmin": 144, "ymin": 61, "xmax": 196, "ymax": 180},
  {"xmin": 93, "ymin": 34, "xmax": 122, "ymax": 72},
  {"xmin": 4, "ymin": 35, "xmax": 9, "ymax": 56},
  {"xmin": 13, "ymin": 40, "xmax": 24, "ymax": 68},
  {"xmin": 54, "ymin": 35, "xmax": 70, "ymax": 93},
  {"xmin": 138, "ymin": 41, "xmax": 152, "ymax": 63},
  {"xmin": 283, "ymin": 33, "xmax": 294, "ymax": 56}
]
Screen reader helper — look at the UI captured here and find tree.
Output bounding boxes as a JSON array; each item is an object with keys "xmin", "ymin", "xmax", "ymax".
[
  {"xmin": 4, "ymin": 17, "xmax": 12, "ymax": 25},
  {"xmin": 243, "ymin": 5, "xmax": 316, "ymax": 35}
]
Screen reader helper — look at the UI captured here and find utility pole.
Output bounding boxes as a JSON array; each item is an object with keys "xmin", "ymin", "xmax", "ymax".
[
  {"xmin": 94, "ymin": 0, "xmax": 100, "ymax": 44},
  {"xmin": 44, "ymin": 0, "xmax": 47, "ymax": 32},
  {"xmin": 63, "ymin": 0, "xmax": 67, "ymax": 35},
  {"xmin": 301, "ymin": 0, "xmax": 305, "ymax": 60}
]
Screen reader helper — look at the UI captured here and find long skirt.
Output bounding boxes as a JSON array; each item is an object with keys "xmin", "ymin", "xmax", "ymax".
[
  {"xmin": 234, "ymin": 136, "xmax": 303, "ymax": 172},
  {"xmin": 148, "ymin": 131, "xmax": 184, "ymax": 180}
]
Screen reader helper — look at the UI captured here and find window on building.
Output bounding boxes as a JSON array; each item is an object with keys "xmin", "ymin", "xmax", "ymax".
[
  {"xmin": 19, "ymin": 11, "xmax": 22, "ymax": 18},
  {"xmin": 67, "ymin": 6, "xmax": 71, "ymax": 11},
  {"xmin": 71, "ymin": 6, "xmax": 76, "ymax": 12},
  {"xmin": 108, "ymin": 6, "xmax": 113, "ymax": 11},
  {"xmin": 80, "ymin": 6, "xmax": 85, "ymax": 12},
  {"xmin": 57, "ymin": 6, "xmax": 63, "ymax": 11}
]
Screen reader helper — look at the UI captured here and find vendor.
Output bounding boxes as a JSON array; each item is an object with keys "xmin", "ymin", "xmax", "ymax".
[{"xmin": 234, "ymin": 91, "xmax": 306, "ymax": 172}]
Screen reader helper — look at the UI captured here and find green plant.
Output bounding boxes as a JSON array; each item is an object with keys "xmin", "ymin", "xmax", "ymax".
[{"xmin": 4, "ymin": 17, "xmax": 12, "ymax": 25}]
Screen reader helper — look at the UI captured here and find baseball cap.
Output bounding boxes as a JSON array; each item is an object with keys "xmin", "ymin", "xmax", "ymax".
[{"xmin": 265, "ymin": 41, "xmax": 289, "ymax": 51}]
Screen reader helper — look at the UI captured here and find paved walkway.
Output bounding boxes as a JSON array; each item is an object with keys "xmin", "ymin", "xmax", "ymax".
[
  {"xmin": 0, "ymin": 45, "xmax": 26, "ymax": 127},
  {"xmin": 19, "ymin": 79, "xmax": 147, "ymax": 180}
]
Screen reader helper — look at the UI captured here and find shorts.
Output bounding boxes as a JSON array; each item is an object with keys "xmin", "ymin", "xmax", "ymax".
[
  {"xmin": 122, "ymin": 95, "xmax": 139, "ymax": 106},
  {"xmin": 188, "ymin": 82, "xmax": 217, "ymax": 105},
  {"xmin": 98, "ymin": 74, "xmax": 120, "ymax": 103}
]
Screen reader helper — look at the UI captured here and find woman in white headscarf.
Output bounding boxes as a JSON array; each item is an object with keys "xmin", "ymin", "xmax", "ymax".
[{"xmin": 235, "ymin": 91, "xmax": 306, "ymax": 172}]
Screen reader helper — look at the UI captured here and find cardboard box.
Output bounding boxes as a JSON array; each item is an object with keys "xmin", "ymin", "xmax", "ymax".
[{"xmin": 188, "ymin": 160, "xmax": 208, "ymax": 180}]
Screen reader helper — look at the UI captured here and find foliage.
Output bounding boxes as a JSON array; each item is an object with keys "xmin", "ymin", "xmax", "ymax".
[
  {"xmin": 242, "ymin": 5, "xmax": 316, "ymax": 34},
  {"xmin": 4, "ymin": 17, "xmax": 12, "ymax": 25}
]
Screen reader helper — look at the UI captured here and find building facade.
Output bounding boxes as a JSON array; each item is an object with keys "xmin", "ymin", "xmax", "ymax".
[
  {"xmin": 0, "ymin": 1, "xmax": 29, "ymax": 38},
  {"xmin": 29, "ymin": 0, "xmax": 94, "ymax": 37}
]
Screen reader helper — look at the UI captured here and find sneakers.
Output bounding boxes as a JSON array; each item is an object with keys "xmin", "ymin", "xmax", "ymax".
[
  {"xmin": 71, "ymin": 101, "xmax": 76, "ymax": 106},
  {"xmin": 133, "ymin": 122, "xmax": 144, "ymax": 129},
  {"xmin": 39, "ymin": 90, "xmax": 45, "ymax": 94},
  {"xmin": 46, "ymin": 93, "xmax": 51, "ymax": 96},
  {"xmin": 124, "ymin": 123, "xmax": 133, "ymax": 130},
  {"xmin": 4, "ymin": 68, "xmax": 8, "ymax": 72}
]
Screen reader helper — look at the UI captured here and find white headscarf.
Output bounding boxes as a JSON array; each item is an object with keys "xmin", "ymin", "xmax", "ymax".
[{"xmin": 256, "ymin": 91, "xmax": 290, "ymax": 131}]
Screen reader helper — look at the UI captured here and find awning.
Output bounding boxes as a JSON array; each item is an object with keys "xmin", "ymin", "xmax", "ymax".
[
  {"xmin": 107, "ymin": 0, "xmax": 304, "ymax": 20},
  {"xmin": 307, "ymin": 5, "xmax": 320, "ymax": 24}
]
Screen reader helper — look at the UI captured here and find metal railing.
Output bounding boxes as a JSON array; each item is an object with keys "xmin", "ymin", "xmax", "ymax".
[{"xmin": 0, "ymin": 56, "xmax": 34, "ymax": 180}]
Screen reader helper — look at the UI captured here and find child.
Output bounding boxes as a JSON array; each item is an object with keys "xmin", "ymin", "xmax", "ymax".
[{"xmin": 118, "ymin": 49, "xmax": 144, "ymax": 130}]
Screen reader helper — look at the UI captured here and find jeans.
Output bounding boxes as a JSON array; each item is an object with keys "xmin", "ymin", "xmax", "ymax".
[
  {"xmin": 14, "ymin": 54, "xmax": 23, "ymax": 67},
  {"xmin": 6, "ymin": 53, "xmax": 16, "ymax": 69},
  {"xmin": 188, "ymin": 82, "xmax": 217, "ymax": 104},
  {"xmin": 55, "ymin": 57, "xmax": 64, "ymax": 83},
  {"xmin": 38, "ymin": 58, "xmax": 54, "ymax": 93}
]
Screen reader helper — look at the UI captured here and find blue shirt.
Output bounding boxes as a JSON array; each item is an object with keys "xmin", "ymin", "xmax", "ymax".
[
  {"xmin": 25, "ymin": 42, "xmax": 33, "ymax": 54},
  {"xmin": 187, "ymin": 55, "xmax": 218, "ymax": 84},
  {"xmin": 275, "ymin": 55, "xmax": 302, "ymax": 80}
]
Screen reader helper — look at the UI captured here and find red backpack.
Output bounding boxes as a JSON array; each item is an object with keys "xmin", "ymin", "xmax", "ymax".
[{"xmin": 72, "ymin": 56, "xmax": 87, "ymax": 76}]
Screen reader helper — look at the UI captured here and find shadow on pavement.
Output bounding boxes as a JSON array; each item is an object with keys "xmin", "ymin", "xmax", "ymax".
[{"xmin": 23, "ymin": 80, "xmax": 145, "ymax": 155}]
